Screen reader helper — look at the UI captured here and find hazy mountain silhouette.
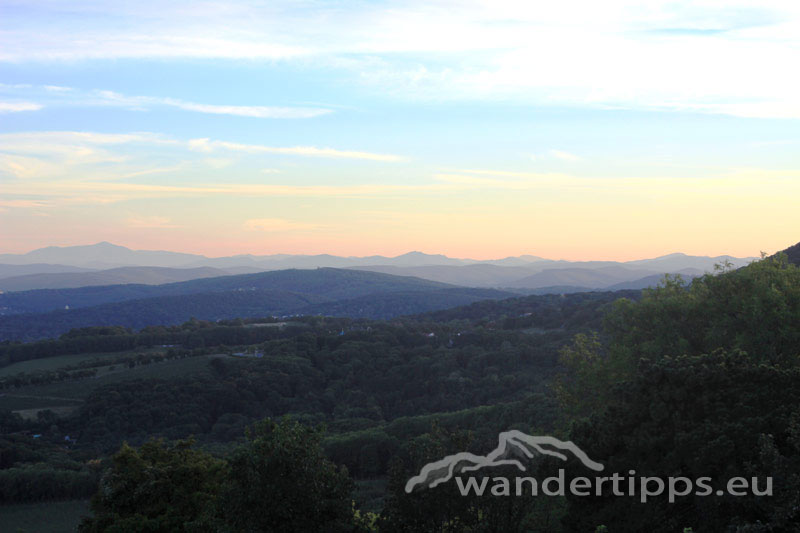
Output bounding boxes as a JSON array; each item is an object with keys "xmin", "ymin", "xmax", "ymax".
[
  {"xmin": 624, "ymin": 252, "xmax": 752, "ymax": 271},
  {"xmin": 0, "ymin": 242, "xmax": 755, "ymax": 277},
  {"xmin": 0, "ymin": 242, "xmax": 200, "ymax": 269},
  {"xmin": 605, "ymin": 268, "xmax": 705, "ymax": 290},
  {"xmin": 0, "ymin": 243, "xmax": 764, "ymax": 294},
  {"xmin": 507, "ymin": 266, "xmax": 660, "ymax": 290}
]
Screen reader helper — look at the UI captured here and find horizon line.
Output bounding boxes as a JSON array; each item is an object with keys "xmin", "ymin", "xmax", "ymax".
[{"xmin": 0, "ymin": 240, "xmax": 765, "ymax": 264}]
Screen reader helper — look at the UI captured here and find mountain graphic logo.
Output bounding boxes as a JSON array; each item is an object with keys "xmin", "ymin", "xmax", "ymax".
[{"xmin": 405, "ymin": 431, "xmax": 604, "ymax": 493}]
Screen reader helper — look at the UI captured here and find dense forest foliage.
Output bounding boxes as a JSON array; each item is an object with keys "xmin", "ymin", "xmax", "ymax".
[{"xmin": 1, "ymin": 253, "xmax": 799, "ymax": 531}]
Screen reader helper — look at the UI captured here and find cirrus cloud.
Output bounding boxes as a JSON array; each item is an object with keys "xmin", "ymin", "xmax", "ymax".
[
  {"xmin": 188, "ymin": 137, "xmax": 404, "ymax": 162},
  {"xmin": 0, "ymin": 101, "xmax": 43, "ymax": 113},
  {"xmin": 4, "ymin": 1, "xmax": 800, "ymax": 118},
  {"xmin": 92, "ymin": 90, "xmax": 332, "ymax": 119}
]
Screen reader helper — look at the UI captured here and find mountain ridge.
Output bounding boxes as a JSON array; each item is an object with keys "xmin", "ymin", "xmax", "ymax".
[
  {"xmin": 0, "ymin": 242, "xmax": 757, "ymax": 270},
  {"xmin": 0, "ymin": 242, "xmax": 758, "ymax": 292}
]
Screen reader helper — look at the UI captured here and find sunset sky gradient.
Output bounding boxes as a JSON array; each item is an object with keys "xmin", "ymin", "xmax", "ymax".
[{"xmin": 1, "ymin": 0, "xmax": 799, "ymax": 260}]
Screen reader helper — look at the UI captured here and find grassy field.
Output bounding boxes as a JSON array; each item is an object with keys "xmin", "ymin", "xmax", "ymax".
[
  {"xmin": 0, "ymin": 353, "xmax": 227, "ymax": 413},
  {"xmin": 521, "ymin": 327, "xmax": 554, "ymax": 335},
  {"xmin": 0, "ymin": 348, "xmax": 164, "ymax": 377},
  {"xmin": 0, "ymin": 394, "xmax": 83, "ymax": 411},
  {"xmin": 14, "ymin": 405, "xmax": 81, "ymax": 421},
  {"xmin": 0, "ymin": 500, "xmax": 90, "ymax": 532}
]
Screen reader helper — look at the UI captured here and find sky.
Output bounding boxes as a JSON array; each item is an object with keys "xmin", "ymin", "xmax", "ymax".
[{"xmin": 1, "ymin": 0, "xmax": 799, "ymax": 261}]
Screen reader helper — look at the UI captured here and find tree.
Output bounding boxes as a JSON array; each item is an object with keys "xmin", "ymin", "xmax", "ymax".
[
  {"xmin": 80, "ymin": 439, "xmax": 225, "ymax": 532},
  {"xmin": 564, "ymin": 352, "xmax": 800, "ymax": 532},
  {"xmin": 604, "ymin": 255, "xmax": 800, "ymax": 367},
  {"xmin": 556, "ymin": 256, "xmax": 800, "ymax": 432},
  {"xmin": 555, "ymin": 256, "xmax": 800, "ymax": 530},
  {"xmin": 552, "ymin": 332, "xmax": 615, "ymax": 427},
  {"xmin": 219, "ymin": 417, "xmax": 357, "ymax": 533}
]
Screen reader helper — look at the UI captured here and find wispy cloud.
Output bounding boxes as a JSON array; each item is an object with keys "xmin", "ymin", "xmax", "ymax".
[
  {"xmin": 188, "ymin": 138, "xmax": 404, "ymax": 161},
  {"xmin": 0, "ymin": 154, "xmax": 62, "ymax": 179},
  {"xmin": 0, "ymin": 181, "xmax": 449, "ymax": 209},
  {"xmin": 0, "ymin": 131, "xmax": 173, "ymax": 150},
  {"xmin": 0, "ymin": 101, "xmax": 43, "ymax": 113},
  {"xmin": 0, "ymin": 132, "xmax": 171, "ymax": 178},
  {"xmin": 43, "ymin": 85, "xmax": 72, "ymax": 92},
  {"xmin": 0, "ymin": 131, "xmax": 403, "ymax": 169},
  {"xmin": 0, "ymin": 199, "xmax": 51, "ymax": 208},
  {"xmin": 3, "ymin": 2, "xmax": 799, "ymax": 118},
  {"xmin": 548, "ymin": 149, "xmax": 580, "ymax": 161},
  {"xmin": 93, "ymin": 90, "xmax": 332, "ymax": 119},
  {"xmin": 0, "ymin": 85, "xmax": 332, "ymax": 119},
  {"xmin": 529, "ymin": 150, "xmax": 581, "ymax": 162}
]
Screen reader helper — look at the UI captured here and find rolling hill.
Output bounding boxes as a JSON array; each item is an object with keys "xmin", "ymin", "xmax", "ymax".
[
  {"xmin": 344, "ymin": 264, "xmax": 538, "ymax": 287},
  {"xmin": 0, "ymin": 269, "xmax": 515, "ymax": 340},
  {"xmin": 0, "ymin": 266, "xmax": 230, "ymax": 291},
  {"xmin": 0, "ymin": 268, "xmax": 452, "ymax": 315},
  {"xmin": 0, "ymin": 263, "xmax": 93, "ymax": 279},
  {"xmin": 506, "ymin": 265, "xmax": 659, "ymax": 290}
]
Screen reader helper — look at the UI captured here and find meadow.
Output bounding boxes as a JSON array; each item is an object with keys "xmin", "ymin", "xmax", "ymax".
[{"xmin": 0, "ymin": 351, "xmax": 225, "ymax": 415}]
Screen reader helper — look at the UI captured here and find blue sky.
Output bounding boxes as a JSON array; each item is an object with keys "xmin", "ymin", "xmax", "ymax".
[{"xmin": 1, "ymin": 1, "xmax": 799, "ymax": 259}]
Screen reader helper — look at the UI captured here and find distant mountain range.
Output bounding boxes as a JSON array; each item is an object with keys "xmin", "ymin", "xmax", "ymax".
[
  {"xmin": 0, "ymin": 242, "xmax": 757, "ymax": 292},
  {"xmin": 0, "ymin": 241, "xmax": 794, "ymax": 341}
]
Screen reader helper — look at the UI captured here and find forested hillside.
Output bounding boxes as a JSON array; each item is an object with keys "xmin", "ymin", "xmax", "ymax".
[
  {"xmin": 0, "ymin": 269, "xmax": 515, "ymax": 341},
  {"xmin": 0, "ymin": 268, "xmax": 453, "ymax": 314},
  {"xmin": 781, "ymin": 240, "xmax": 800, "ymax": 265}
]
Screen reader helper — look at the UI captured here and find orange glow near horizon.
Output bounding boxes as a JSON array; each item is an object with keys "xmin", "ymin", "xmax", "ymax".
[
  {"xmin": 2, "ymin": 144, "xmax": 799, "ymax": 262},
  {"xmin": 0, "ymin": 231, "xmax": 787, "ymax": 263}
]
